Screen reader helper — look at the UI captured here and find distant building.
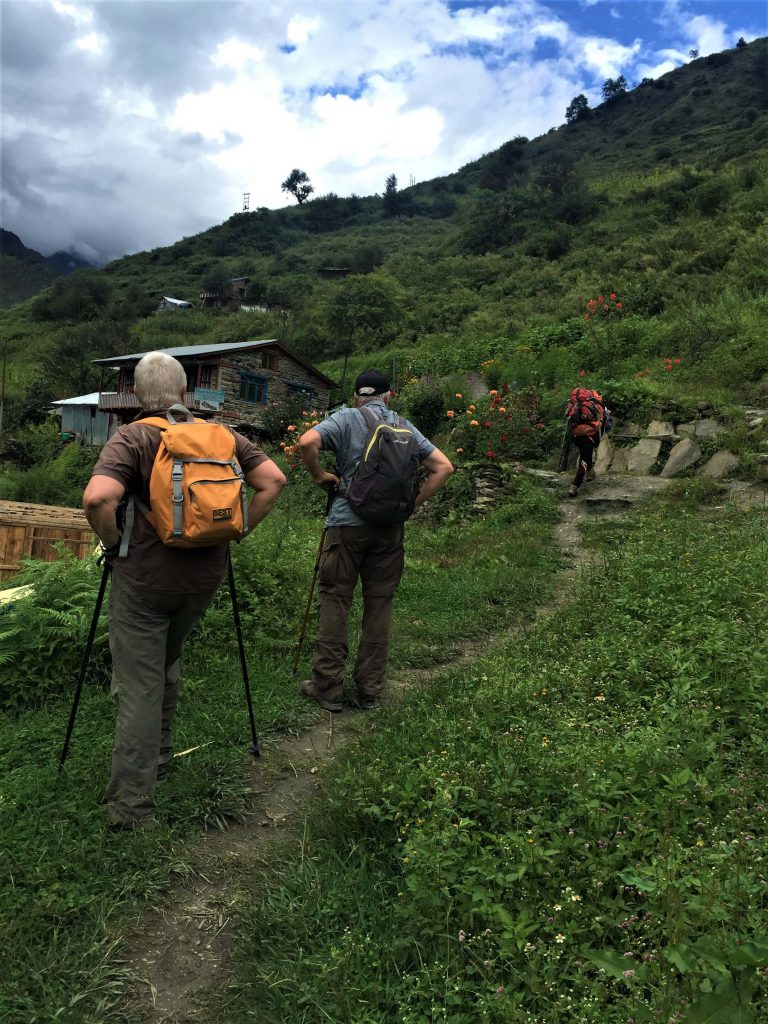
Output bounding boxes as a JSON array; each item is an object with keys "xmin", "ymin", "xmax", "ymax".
[
  {"xmin": 51, "ymin": 392, "xmax": 113, "ymax": 446},
  {"xmin": 92, "ymin": 339, "xmax": 337, "ymax": 433},
  {"xmin": 200, "ymin": 276, "xmax": 251, "ymax": 311},
  {"xmin": 157, "ymin": 296, "xmax": 195, "ymax": 311}
]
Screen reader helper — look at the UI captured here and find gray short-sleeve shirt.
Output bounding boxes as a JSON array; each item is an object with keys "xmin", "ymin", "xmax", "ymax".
[{"xmin": 314, "ymin": 400, "xmax": 436, "ymax": 526}]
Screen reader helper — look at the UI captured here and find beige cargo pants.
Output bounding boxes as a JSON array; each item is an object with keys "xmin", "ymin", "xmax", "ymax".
[{"xmin": 311, "ymin": 524, "xmax": 405, "ymax": 705}]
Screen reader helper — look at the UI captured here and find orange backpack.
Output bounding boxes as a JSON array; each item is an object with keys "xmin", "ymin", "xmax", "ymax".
[{"xmin": 120, "ymin": 405, "xmax": 248, "ymax": 553}]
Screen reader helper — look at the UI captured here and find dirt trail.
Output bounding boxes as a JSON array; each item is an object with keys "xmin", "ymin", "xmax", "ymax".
[{"xmin": 118, "ymin": 483, "xmax": 597, "ymax": 1024}]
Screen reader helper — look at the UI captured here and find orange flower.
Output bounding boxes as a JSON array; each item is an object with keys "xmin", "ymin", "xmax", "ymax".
[
  {"xmin": 470, "ymin": 419, "xmax": 479, "ymax": 427},
  {"xmin": 456, "ymin": 447, "xmax": 464, "ymax": 453},
  {"xmin": 468, "ymin": 404, "xmax": 476, "ymax": 412},
  {"xmin": 489, "ymin": 389, "xmax": 498, "ymax": 396},
  {"xmin": 498, "ymin": 407, "xmax": 506, "ymax": 414},
  {"xmin": 446, "ymin": 410, "xmax": 455, "ymax": 418},
  {"xmin": 455, "ymin": 393, "xmax": 463, "ymax": 399},
  {"xmin": 287, "ymin": 425, "xmax": 296, "ymax": 432}
]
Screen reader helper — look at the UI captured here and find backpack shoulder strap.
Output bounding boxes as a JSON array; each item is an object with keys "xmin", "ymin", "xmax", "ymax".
[{"xmin": 357, "ymin": 405, "xmax": 381, "ymax": 430}]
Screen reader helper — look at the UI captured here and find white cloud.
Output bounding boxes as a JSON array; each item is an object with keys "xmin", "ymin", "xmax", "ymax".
[{"xmin": 1, "ymin": 0, "xmax": 760, "ymax": 262}]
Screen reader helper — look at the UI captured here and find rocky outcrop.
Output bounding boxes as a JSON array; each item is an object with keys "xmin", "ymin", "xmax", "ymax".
[
  {"xmin": 699, "ymin": 450, "xmax": 738, "ymax": 479},
  {"xmin": 660, "ymin": 438, "xmax": 703, "ymax": 477},
  {"xmin": 627, "ymin": 438, "xmax": 662, "ymax": 475}
]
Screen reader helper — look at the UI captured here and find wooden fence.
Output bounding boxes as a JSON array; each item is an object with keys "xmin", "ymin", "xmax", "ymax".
[{"xmin": 0, "ymin": 500, "xmax": 95, "ymax": 582}]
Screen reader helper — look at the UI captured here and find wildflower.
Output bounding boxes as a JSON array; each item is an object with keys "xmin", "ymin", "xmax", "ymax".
[
  {"xmin": 470, "ymin": 420, "xmax": 479, "ymax": 427},
  {"xmin": 287, "ymin": 425, "xmax": 296, "ymax": 432},
  {"xmin": 455, "ymin": 393, "xmax": 463, "ymax": 399},
  {"xmin": 495, "ymin": 986, "xmax": 504, "ymax": 996},
  {"xmin": 446, "ymin": 410, "xmax": 455, "ymax": 418},
  {"xmin": 553, "ymin": 903, "xmax": 562, "ymax": 911},
  {"xmin": 594, "ymin": 694, "xmax": 606, "ymax": 702},
  {"xmin": 615, "ymin": 302, "xmax": 622, "ymax": 309},
  {"xmin": 696, "ymin": 838, "xmax": 704, "ymax": 847},
  {"xmin": 623, "ymin": 970, "xmax": 635, "ymax": 979},
  {"xmin": 578, "ymin": 369, "xmax": 586, "ymax": 377},
  {"xmin": 489, "ymin": 389, "xmax": 498, "ymax": 396},
  {"xmin": 468, "ymin": 404, "xmax": 476, "ymax": 412},
  {"xmin": 609, "ymin": 292, "xmax": 616, "ymax": 300},
  {"xmin": 555, "ymin": 934, "xmax": 566, "ymax": 943},
  {"xmin": 500, "ymin": 434, "xmax": 507, "ymax": 441},
  {"xmin": 535, "ymin": 422, "xmax": 544, "ymax": 429},
  {"xmin": 570, "ymin": 893, "xmax": 581, "ymax": 902},
  {"xmin": 487, "ymin": 451, "xmax": 496, "ymax": 458},
  {"xmin": 524, "ymin": 942, "xmax": 536, "ymax": 953},
  {"xmin": 484, "ymin": 420, "xmax": 491, "ymax": 427},
  {"xmin": 456, "ymin": 447, "xmax": 464, "ymax": 454},
  {"xmin": 674, "ymin": 358, "xmax": 681, "ymax": 364},
  {"xmin": 458, "ymin": 930, "xmax": 466, "ymax": 943},
  {"xmin": 498, "ymin": 406, "xmax": 506, "ymax": 413}
]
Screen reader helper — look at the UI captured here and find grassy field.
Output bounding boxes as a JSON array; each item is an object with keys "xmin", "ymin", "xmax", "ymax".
[
  {"xmin": 0, "ymin": 478, "xmax": 559, "ymax": 1023},
  {"xmin": 206, "ymin": 493, "xmax": 768, "ymax": 1024}
]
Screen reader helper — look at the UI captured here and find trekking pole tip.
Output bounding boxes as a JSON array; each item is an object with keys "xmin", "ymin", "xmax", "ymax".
[{"xmin": 249, "ymin": 740, "xmax": 262, "ymax": 759}]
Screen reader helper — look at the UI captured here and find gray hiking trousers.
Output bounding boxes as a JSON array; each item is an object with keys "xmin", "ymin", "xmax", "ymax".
[{"xmin": 104, "ymin": 571, "xmax": 217, "ymax": 827}]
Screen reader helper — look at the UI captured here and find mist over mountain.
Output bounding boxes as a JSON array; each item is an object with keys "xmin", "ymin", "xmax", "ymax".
[{"xmin": 0, "ymin": 228, "xmax": 95, "ymax": 308}]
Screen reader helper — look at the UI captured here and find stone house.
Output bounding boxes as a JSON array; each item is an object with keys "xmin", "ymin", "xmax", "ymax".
[
  {"xmin": 199, "ymin": 276, "xmax": 251, "ymax": 311},
  {"xmin": 92, "ymin": 339, "xmax": 336, "ymax": 433}
]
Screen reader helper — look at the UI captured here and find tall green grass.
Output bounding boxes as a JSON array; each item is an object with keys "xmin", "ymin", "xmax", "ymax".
[
  {"xmin": 217, "ymin": 499, "xmax": 768, "ymax": 1023},
  {"xmin": 0, "ymin": 479, "xmax": 558, "ymax": 1022}
]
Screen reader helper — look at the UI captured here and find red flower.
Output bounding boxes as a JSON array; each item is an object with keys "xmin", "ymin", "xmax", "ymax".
[
  {"xmin": 484, "ymin": 421, "xmax": 491, "ymax": 427},
  {"xmin": 615, "ymin": 302, "xmax": 622, "ymax": 309},
  {"xmin": 597, "ymin": 295, "xmax": 603, "ymax": 303},
  {"xmin": 500, "ymin": 434, "xmax": 508, "ymax": 441},
  {"xmin": 486, "ymin": 451, "xmax": 496, "ymax": 458},
  {"xmin": 609, "ymin": 292, "xmax": 616, "ymax": 300},
  {"xmin": 674, "ymin": 358, "xmax": 681, "ymax": 365},
  {"xmin": 535, "ymin": 422, "xmax": 544, "ymax": 429},
  {"xmin": 578, "ymin": 369, "xmax": 586, "ymax": 378}
]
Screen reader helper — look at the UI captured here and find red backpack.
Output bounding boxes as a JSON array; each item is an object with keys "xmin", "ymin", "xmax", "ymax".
[{"xmin": 566, "ymin": 388, "xmax": 605, "ymax": 434}]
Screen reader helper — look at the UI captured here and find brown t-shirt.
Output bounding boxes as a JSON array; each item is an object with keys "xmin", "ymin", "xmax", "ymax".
[{"xmin": 91, "ymin": 411, "xmax": 268, "ymax": 593}]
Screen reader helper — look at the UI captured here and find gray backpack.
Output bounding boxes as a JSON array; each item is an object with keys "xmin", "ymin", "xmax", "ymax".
[{"xmin": 345, "ymin": 406, "xmax": 421, "ymax": 526}]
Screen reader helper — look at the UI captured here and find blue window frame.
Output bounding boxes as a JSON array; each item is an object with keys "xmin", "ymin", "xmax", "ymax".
[
  {"xmin": 288, "ymin": 382, "xmax": 315, "ymax": 407},
  {"xmin": 239, "ymin": 372, "xmax": 268, "ymax": 404}
]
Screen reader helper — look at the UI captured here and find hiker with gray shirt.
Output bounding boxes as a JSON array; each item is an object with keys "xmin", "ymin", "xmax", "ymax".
[{"xmin": 298, "ymin": 369, "xmax": 453, "ymax": 711}]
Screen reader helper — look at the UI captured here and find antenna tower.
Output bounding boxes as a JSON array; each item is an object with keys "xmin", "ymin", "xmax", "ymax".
[
  {"xmin": 242, "ymin": 192, "xmax": 251, "ymax": 212},
  {"xmin": 409, "ymin": 174, "xmax": 416, "ymax": 187}
]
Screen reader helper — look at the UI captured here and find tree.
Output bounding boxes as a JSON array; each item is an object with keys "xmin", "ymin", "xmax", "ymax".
[
  {"xmin": 201, "ymin": 263, "xmax": 230, "ymax": 297},
  {"xmin": 601, "ymin": 76, "xmax": 628, "ymax": 102},
  {"xmin": 383, "ymin": 174, "xmax": 400, "ymax": 217},
  {"xmin": 565, "ymin": 94, "xmax": 590, "ymax": 123},
  {"xmin": 736, "ymin": 36, "xmax": 747, "ymax": 48},
  {"xmin": 689, "ymin": 48, "xmax": 700, "ymax": 59},
  {"xmin": 281, "ymin": 168, "xmax": 314, "ymax": 205}
]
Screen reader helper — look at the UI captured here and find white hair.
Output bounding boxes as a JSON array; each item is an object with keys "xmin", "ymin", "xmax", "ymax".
[
  {"xmin": 134, "ymin": 351, "xmax": 186, "ymax": 409},
  {"xmin": 354, "ymin": 391, "xmax": 391, "ymax": 407}
]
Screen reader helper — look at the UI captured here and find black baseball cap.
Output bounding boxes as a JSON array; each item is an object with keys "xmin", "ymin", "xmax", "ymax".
[{"xmin": 354, "ymin": 369, "xmax": 390, "ymax": 396}]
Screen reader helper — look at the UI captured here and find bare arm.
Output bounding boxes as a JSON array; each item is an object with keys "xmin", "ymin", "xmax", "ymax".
[
  {"xmin": 245, "ymin": 459, "xmax": 286, "ymax": 529},
  {"xmin": 83, "ymin": 475, "xmax": 126, "ymax": 548},
  {"xmin": 415, "ymin": 449, "xmax": 454, "ymax": 508},
  {"xmin": 299, "ymin": 428, "xmax": 340, "ymax": 489}
]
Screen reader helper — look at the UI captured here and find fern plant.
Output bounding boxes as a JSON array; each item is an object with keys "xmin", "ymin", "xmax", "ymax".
[{"xmin": 0, "ymin": 551, "xmax": 109, "ymax": 709}]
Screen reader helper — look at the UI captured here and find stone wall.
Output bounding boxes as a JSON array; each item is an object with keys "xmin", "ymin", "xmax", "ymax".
[{"xmin": 218, "ymin": 350, "xmax": 331, "ymax": 427}]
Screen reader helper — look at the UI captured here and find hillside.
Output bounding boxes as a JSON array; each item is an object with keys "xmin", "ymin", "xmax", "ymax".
[
  {"xmin": 0, "ymin": 229, "xmax": 93, "ymax": 309},
  {"xmin": 0, "ymin": 38, "xmax": 766, "ymax": 421}
]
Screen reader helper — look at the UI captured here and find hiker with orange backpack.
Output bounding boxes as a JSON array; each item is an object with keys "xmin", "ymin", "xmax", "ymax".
[
  {"xmin": 565, "ymin": 386, "xmax": 611, "ymax": 497},
  {"xmin": 82, "ymin": 352, "xmax": 285, "ymax": 831}
]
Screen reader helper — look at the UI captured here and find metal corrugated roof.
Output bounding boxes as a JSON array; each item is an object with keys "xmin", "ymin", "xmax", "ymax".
[
  {"xmin": 51, "ymin": 392, "xmax": 104, "ymax": 406},
  {"xmin": 92, "ymin": 339, "xmax": 279, "ymax": 366}
]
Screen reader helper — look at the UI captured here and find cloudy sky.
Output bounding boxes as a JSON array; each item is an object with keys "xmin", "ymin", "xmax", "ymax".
[{"xmin": 1, "ymin": 0, "xmax": 764, "ymax": 264}]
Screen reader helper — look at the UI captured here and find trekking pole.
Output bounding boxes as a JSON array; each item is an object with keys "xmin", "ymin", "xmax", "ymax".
[
  {"xmin": 58, "ymin": 559, "xmax": 111, "ymax": 773},
  {"xmin": 228, "ymin": 555, "xmax": 261, "ymax": 758},
  {"xmin": 291, "ymin": 484, "xmax": 336, "ymax": 677},
  {"xmin": 557, "ymin": 419, "xmax": 571, "ymax": 473}
]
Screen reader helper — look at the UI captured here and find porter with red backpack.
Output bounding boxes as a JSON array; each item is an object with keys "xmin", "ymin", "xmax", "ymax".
[{"xmin": 565, "ymin": 386, "xmax": 610, "ymax": 496}]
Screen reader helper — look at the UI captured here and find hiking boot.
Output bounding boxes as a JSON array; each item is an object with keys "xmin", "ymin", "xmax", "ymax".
[
  {"xmin": 299, "ymin": 680, "xmax": 342, "ymax": 713},
  {"xmin": 357, "ymin": 694, "xmax": 381, "ymax": 710},
  {"xmin": 108, "ymin": 816, "xmax": 158, "ymax": 833},
  {"xmin": 156, "ymin": 762, "xmax": 171, "ymax": 782},
  {"xmin": 567, "ymin": 484, "xmax": 579, "ymax": 498}
]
